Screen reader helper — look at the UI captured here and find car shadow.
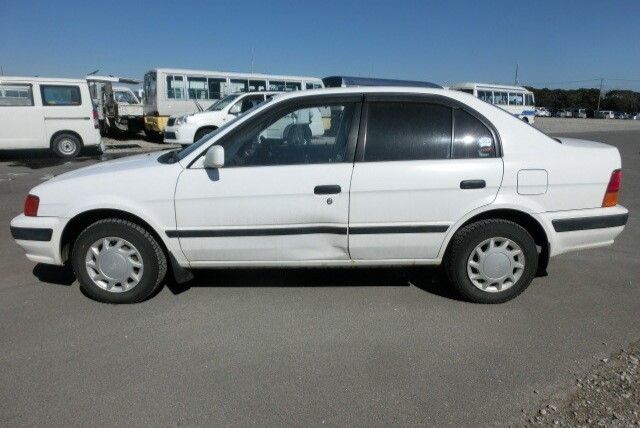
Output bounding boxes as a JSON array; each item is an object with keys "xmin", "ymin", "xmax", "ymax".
[
  {"xmin": 32, "ymin": 264, "xmax": 462, "ymax": 301},
  {"xmin": 0, "ymin": 149, "xmax": 100, "ymax": 169},
  {"xmin": 165, "ymin": 266, "xmax": 462, "ymax": 301},
  {"xmin": 33, "ymin": 263, "xmax": 76, "ymax": 286}
]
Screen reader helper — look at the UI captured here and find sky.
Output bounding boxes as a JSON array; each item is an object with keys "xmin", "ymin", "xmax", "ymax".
[{"xmin": 1, "ymin": 0, "xmax": 640, "ymax": 91}]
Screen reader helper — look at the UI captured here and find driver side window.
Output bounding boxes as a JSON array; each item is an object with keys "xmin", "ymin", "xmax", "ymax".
[{"xmin": 220, "ymin": 101, "xmax": 357, "ymax": 167}]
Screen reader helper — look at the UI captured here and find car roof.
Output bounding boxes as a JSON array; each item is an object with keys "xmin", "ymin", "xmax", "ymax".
[{"xmin": 0, "ymin": 75, "xmax": 87, "ymax": 84}]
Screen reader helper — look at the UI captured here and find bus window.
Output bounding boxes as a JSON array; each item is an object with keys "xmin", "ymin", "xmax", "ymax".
[
  {"xmin": 269, "ymin": 81, "xmax": 286, "ymax": 91},
  {"xmin": 305, "ymin": 82, "xmax": 322, "ymax": 89},
  {"xmin": 285, "ymin": 82, "xmax": 301, "ymax": 91},
  {"xmin": 478, "ymin": 90, "xmax": 493, "ymax": 103},
  {"xmin": 508, "ymin": 93, "xmax": 524, "ymax": 105},
  {"xmin": 229, "ymin": 79, "xmax": 248, "ymax": 93},
  {"xmin": 166, "ymin": 75, "xmax": 185, "ymax": 99},
  {"xmin": 208, "ymin": 78, "xmax": 226, "ymax": 99},
  {"xmin": 494, "ymin": 92, "xmax": 507, "ymax": 105},
  {"xmin": 525, "ymin": 94, "xmax": 535, "ymax": 106},
  {"xmin": 187, "ymin": 77, "xmax": 208, "ymax": 99},
  {"xmin": 249, "ymin": 80, "xmax": 266, "ymax": 91}
]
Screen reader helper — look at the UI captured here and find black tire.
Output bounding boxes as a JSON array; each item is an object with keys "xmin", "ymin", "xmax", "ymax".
[
  {"xmin": 51, "ymin": 133, "xmax": 82, "ymax": 158},
  {"xmin": 445, "ymin": 219, "xmax": 538, "ymax": 304},
  {"xmin": 71, "ymin": 219, "xmax": 167, "ymax": 304},
  {"xmin": 194, "ymin": 127, "xmax": 216, "ymax": 143},
  {"xmin": 144, "ymin": 129, "xmax": 162, "ymax": 142}
]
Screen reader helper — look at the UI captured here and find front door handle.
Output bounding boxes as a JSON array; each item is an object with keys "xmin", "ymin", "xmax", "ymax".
[
  {"xmin": 460, "ymin": 180, "xmax": 486, "ymax": 189},
  {"xmin": 314, "ymin": 185, "xmax": 341, "ymax": 195}
]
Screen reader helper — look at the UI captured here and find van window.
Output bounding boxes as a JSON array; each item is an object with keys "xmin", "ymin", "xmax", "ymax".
[
  {"xmin": 0, "ymin": 84, "xmax": 33, "ymax": 106},
  {"xmin": 229, "ymin": 79, "xmax": 248, "ymax": 93},
  {"xmin": 207, "ymin": 78, "xmax": 226, "ymax": 99},
  {"xmin": 452, "ymin": 109, "xmax": 496, "ymax": 159},
  {"xmin": 249, "ymin": 80, "xmax": 266, "ymax": 91},
  {"xmin": 508, "ymin": 93, "xmax": 524, "ymax": 105},
  {"xmin": 285, "ymin": 82, "xmax": 301, "ymax": 91},
  {"xmin": 478, "ymin": 90, "xmax": 493, "ymax": 103},
  {"xmin": 40, "ymin": 85, "xmax": 81, "ymax": 106},
  {"xmin": 494, "ymin": 92, "xmax": 507, "ymax": 105},
  {"xmin": 166, "ymin": 75, "xmax": 184, "ymax": 99},
  {"xmin": 364, "ymin": 102, "xmax": 452, "ymax": 161},
  {"xmin": 525, "ymin": 94, "xmax": 535, "ymax": 106},
  {"xmin": 187, "ymin": 77, "xmax": 208, "ymax": 99},
  {"xmin": 221, "ymin": 102, "xmax": 356, "ymax": 167}
]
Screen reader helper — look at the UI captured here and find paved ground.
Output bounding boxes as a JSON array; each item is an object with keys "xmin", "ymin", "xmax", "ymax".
[
  {"xmin": 535, "ymin": 117, "xmax": 640, "ymax": 133},
  {"xmin": 0, "ymin": 129, "xmax": 638, "ymax": 426}
]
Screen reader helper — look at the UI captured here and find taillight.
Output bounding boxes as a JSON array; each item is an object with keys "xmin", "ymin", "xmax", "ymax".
[
  {"xmin": 602, "ymin": 169, "xmax": 622, "ymax": 207},
  {"xmin": 93, "ymin": 108, "xmax": 100, "ymax": 129},
  {"xmin": 24, "ymin": 194, "xmax": 40, "ymax": 217}
]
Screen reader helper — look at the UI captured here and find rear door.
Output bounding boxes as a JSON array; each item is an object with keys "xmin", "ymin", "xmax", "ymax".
[
  {"xmin": 0, "ymin": 82, "xmax": 44, "ymax": 149},
  {"xmin": 348, "ymin": 95, "xmax": 503, "ymax": 260}
]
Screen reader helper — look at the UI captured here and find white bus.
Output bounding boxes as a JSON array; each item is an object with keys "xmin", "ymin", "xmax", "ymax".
[
  {"xmin": 449, "ymin": 82, "xmax": 536, "ymax": 124},
  {"xmin": 142, "ymin": 68, "xmax": 324, "ymax": 137}
]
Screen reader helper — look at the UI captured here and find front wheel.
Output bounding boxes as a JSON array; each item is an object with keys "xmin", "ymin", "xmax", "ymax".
[
  {"xmin": 445, "ymin": 219, "xmax": 538, "ymax": 303},
  {"xmin": 71, "ymin": 219, "xmax": 167, "ymax": 303}
]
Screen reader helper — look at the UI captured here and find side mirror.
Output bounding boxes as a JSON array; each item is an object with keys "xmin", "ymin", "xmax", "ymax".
[
  {"xmin": 204, "ymin": 145, "xmax": 225, "ymax": 168},
  {"xmin": 228, "ymin": 104, "xmax": 241, "ymax": 115}
]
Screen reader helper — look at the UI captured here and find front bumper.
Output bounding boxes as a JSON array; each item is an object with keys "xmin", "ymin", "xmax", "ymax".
[
  {"xmin": 10, "ymin": 214, "xmax": 65, "ymax": 265},
  {"xmin": 163, "ymin": 124, "xmax": 196, "ymax": 145},
  {"xmin": 540, "ymin": 205, "xmax": 629, "ymax": 256}
]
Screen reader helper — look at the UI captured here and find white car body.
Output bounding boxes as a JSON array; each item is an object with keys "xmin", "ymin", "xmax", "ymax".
[
  {"xmin": 11, "ymin": 87, "xmax": 628, "ymax": 297},
  {"xmin": 0, "ymin": 76, "xmax": 102, "ymax": 153},
  {"xmin": 535, "ymin": 107, "xmax": 551, "ymax": 117},
  {"xmin": 163, "ymin": 92, "xmax": 324, "ymax": 145}
]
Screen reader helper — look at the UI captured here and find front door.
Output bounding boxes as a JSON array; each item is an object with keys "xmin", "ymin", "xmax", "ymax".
[
  {"xmin": 348, "ymin": 97, "xmax": 503, "ymax": 260},
  {"xmin": 174, "ymin": 97, "xmax": 361, "ymax": 264}
]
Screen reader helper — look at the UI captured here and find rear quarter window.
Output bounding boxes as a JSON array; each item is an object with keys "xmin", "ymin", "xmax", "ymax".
[
  {"xmin": 452, "ymin": 109, "xmax": 496, "ymax": 158},
  {"xmin": 40, "ymin": 85, "xmax": 81, "ymax": 106}
]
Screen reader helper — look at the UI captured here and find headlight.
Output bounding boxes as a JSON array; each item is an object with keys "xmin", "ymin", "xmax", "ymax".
[{"xmin": 175, "ymin": 116, "xmax": 187, "ymax": 125}]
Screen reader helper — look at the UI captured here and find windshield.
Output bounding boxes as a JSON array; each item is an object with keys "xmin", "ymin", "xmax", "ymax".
[
  {"xmin": 114, "ymin": 90, "xmax": 139, "ymax": 104},
  {"xmin": 206, "ymin": 94, "xmax": 239, "ymax": 111},
  {"xmin": 175, "ymin": 96, "xmax": 273, "ymax": 161}
]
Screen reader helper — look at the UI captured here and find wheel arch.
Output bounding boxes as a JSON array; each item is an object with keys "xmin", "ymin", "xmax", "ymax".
[
  {"xmin": 194, "ymin": 125, "xmax": 218, "ymax": 143},
  {"xmin": 441, "ymin": 207, "xmax": 550, "ymax": 275}
]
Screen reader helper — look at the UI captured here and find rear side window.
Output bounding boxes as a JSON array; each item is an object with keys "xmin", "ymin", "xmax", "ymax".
[
  {"xmin": 452, "ymin": 109, "xmax": 496, "ymax": 158},
  {"xmin": 40, "ymin": 85, "xmax": 81, "ymax": 106},
  {"xmin": 0, "ymin": 84, "xmax": 33, "ymax": 106},
  {"xmin": 364, "ymin": 102, "xmax": 452, "ymax": 161}
]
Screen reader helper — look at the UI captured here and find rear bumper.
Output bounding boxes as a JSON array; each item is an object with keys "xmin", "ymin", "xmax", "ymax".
[
  {"xmin": 540, "ymin": 206, "xmax": 629, "ymax": 256},
  {"xmin": 10, "ymin": 214, "xmax": 65, "ymax": 265}
]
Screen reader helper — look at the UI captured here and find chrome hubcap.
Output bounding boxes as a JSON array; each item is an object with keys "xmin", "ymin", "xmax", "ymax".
[
  {"xmin": 85, "ymin": 237, "xmax": 144, "ymax": 293},
  {"xmin": 59, "ymin": 139, "xmax": 77, "ymax": 155},
  {"xmin": 467, "ymin": 237, "xmax": 525, "ymax": 293}
]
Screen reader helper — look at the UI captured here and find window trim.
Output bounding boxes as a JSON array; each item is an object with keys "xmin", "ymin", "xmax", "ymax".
[
  {"xmin": 39, "ymin": 84, "xmax": 82, "ymax": 107},
  {"xmin": 0, "ymin": 83, "xmax": 34, "ymax": 107},
  {"xmin": 187, "ymin": 94, "xmax": 363, "ymax": 169},
  {"xmin": 356, "ymin": 93, "xmax": 502, "ymax": 162}
]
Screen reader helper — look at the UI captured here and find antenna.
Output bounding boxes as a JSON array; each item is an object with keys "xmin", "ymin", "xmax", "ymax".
[
  {"xmin": 250, "ymin": 47, "xmax": 255, "ymax": 74},
  {"xmin": 514, "ymin": 63, "xmax": 519, "ymax": 85}
]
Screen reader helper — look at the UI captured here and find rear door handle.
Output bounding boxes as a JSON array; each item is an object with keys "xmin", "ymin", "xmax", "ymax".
[
  {"xmin": 460, "ymin": 180, "xmax": 486, "ymax": 189},
  {"xmin": 314, "ymin": 185, "xmax": 341, "ymax": 195}
]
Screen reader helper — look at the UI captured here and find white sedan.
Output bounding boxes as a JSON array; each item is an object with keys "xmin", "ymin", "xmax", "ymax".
[{"xmin": 11, "ymin": 87, "xmax": 628, "ymax": 304}]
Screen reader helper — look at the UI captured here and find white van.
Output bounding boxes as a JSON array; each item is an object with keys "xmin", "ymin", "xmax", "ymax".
[{"xmin": 0, "ymin": 76, "xmax": 102, "ymax": 158}]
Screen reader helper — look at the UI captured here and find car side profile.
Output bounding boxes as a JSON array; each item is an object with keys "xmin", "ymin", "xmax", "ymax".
[
  {"xmin": 0, "ymin": 76, "xmax": 103, "ymax": 157},
  {"xmin": 10, "ymin": 87, "xmax": 628, "ymax": 304}
]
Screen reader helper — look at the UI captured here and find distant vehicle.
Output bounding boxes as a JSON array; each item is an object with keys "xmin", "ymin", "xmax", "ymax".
[
  {"xmin": 556, "ymin": 109, "xmax": 573, "ymax": 118},
  {"xmin": 535, "ymin": 107, "xmax": 551, "ymax": 117},
  {"xmin": 571, "ymin": 108, "xmax": 587, "ymax": 119},
  {"xmin": 615, "ymin": 112, "xmax": 629, "ymax": 120},
  {"xmin": 322, "ymin": 75, "xmax": 442, "ymax": 88},
  {"xmin": 449, "ymin": 82, "xmax": 536, "ymax": 123},
  {"xmin": 142, "ymin": 68, "xmax": 324, "ymax": 138},
  {"xmin": 163, "ymin": 91, "xmax": 281, "ymax": 144},
  {"xmin": 0, "ymin": 76, "xmax": 102, "ymax": 158},
  {"xmin": 11, "ymin": 87, "xmax": 628, "ymax": 304},
  {"xmin": 595, "ymin": 110, "xmax": 615, "ymax": 119},
  {"xmin": 87, "ymin": 76, "xmax": 144, "ymax": 136},
  {"xmin": 631, "ymin": 112, "xmax": 640, "ymax": 120}
]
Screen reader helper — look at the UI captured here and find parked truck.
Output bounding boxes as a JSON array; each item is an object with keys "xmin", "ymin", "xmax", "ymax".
[{"xmin": 87, "ymin": 76, "xmax": 144, "ymax": 136}]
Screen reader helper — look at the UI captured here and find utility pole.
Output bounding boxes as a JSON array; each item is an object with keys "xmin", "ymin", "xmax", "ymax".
[
  {"xmin": 0, "ymin": 65, "xmax": 3, "ymax": 76},
  {"xmin": 597, "ymin": 78, "xmax": 604, "ymax": 111},
  {"xmin": 250, "ymin": 47, "xmax": 255, "ymax": 74},
  {"xmin": 514, "ymin": 63, "xmax": 519, "ymax": 85}
]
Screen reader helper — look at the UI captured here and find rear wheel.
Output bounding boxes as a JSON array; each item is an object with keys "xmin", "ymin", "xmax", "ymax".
[
  {"xmin": 445, "ymin": 219, "xmax": 538, "ymax": 303},
  {"xmin": 51, "ymin": 133, "xmax": 82, "ymax": 158},
  {"xmin": 71, "ymin": 219, "xmax": 167, "ymax": 303}
]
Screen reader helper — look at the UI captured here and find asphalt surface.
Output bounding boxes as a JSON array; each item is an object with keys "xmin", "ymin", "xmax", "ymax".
[{"xmin": 1, "ymin": 130, "xmax": 638, "ymax": 426}]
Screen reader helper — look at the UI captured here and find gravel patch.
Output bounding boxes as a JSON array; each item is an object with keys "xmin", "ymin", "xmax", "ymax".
[{"xmin": 521, "ymin": 340, "xmax": 640, "ymax": 427}]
